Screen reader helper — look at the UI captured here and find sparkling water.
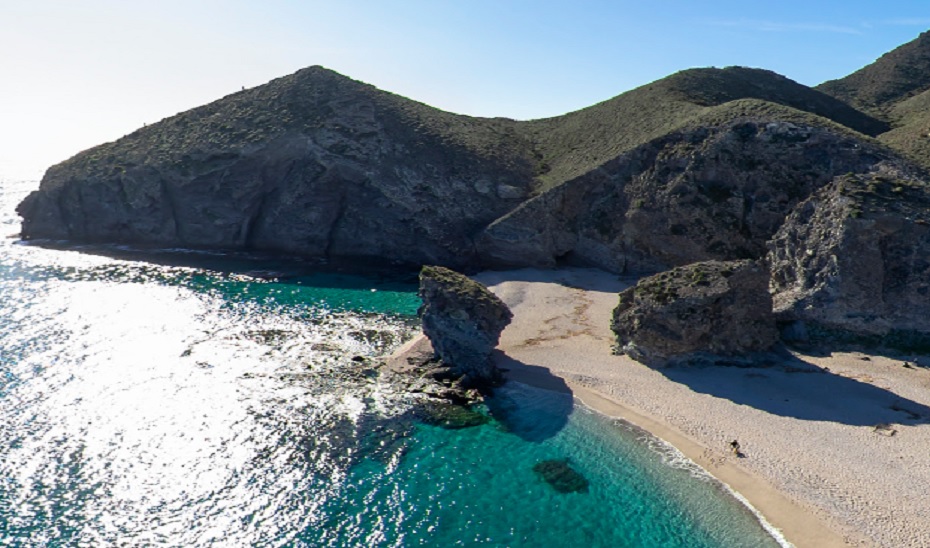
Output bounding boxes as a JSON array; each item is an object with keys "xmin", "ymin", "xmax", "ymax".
[{"xmin": 0, "ymin": 179, "xmax": 782, "ymax": 547}]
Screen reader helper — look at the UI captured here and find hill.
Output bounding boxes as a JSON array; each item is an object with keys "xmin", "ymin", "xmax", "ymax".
[
  {"xmin": 817, "ymin": 31, "xmax": 930, "ymax": 120},
  {"xmin": 16, "ymin": 63, "xmax": 904, "ymax": 272},
  {"xmin": 528, "ymin": 66, "xmax": 887, "ymax": 190}
]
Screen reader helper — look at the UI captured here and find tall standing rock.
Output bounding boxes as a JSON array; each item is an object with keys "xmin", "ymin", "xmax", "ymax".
[
  {"xmin": 612, "ymin": 260, "xmax": 778, "ymax": 366},
  {"xmin": 418, "ymin": 266, "xmax": 512, "ymax": 385}
]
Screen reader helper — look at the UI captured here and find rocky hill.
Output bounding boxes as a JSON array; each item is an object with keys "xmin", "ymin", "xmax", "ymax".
[
  {"xmin": 17, "ymin": 32, "xmax": 930, "ymax": 348},
  {"xmin": 18, "ymin": 67, "xmax": 542, "ymax": 269},
  {"xmin": 17, "ymin": 65, "xmax": 895, "ymax": 270},
  {"xmin": 818, "ymin": 31, "xmax": 930, "ymax": 120}
]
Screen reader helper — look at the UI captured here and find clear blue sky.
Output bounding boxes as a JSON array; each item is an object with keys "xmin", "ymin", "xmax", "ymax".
[{"xmin": 2, "ymin": 0, "xmax": 929, "ymax": 180}]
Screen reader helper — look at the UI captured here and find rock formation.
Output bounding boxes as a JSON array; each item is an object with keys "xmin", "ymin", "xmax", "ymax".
[
  {"xmin": 769, "ymin": 167, "xmax": 930, "ymax": 351},
  {"xmin": 417, "ymin": 266, "xmax": 512, "ymax": 385},
  {"xmin": 16, "ymin": 66, "xmax": 894, "ymax": 275},
  {"xmin": 532, "ymin": 459, "xmax": 589, "ymax": 494},
  {"xmin": 17, "ymin": 33, "xmax": 930, "ymax": 351},
  {"xmin": 612, "ymin": 260, "xmax": 778, "ymax": 366},
  {"xmin": 478, "ymin": 118, "xmax": 891, "ymax": 273},
  {"xmin": 17, "ymin": 67, "xmax": 539, "ymax": 269}
]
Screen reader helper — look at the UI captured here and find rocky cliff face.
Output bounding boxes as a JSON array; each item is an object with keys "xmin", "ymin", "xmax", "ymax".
[
  {"xmin": 18, "ymin": 58, "xmax": 930, "ymax": 352},
  {"xmin": 769, "ymin": 168, "xmax": 930, "ymax": 350},
  {"xmin": 478, "ymin": 119, "xmax": 891, "ymax": 273},
  {"xmin": 17, "ymin": 65, "xmax": 898, "ymax": 275},
  {"xmin": 417, "ymin": 266, "xmax": 512, "ymax": 385},
  {"xmin": 17, "ymin": 67, "xmax": 538, "ymax": 269},
  {"xmin": 612, "ymin": 260, "xmax": 778, "ymax": 366}
]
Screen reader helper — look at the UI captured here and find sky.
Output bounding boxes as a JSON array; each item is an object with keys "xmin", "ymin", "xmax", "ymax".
[{"xmin": 2, "ymin": 0, "xmax": 930, "ymax": 181}]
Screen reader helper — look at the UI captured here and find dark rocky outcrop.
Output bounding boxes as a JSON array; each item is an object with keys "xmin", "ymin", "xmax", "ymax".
[
  {"xmin": 769, "ymin": 167, "xmax": 930, "ymax": 351},
  {"xmin": 17, "ymin": 67, "xmax": 540, "ymax": 269},
  {"xmin": 479, "ymin": 118, "xmax": 891, "ymax": 273},
  {"xmin": 417, "ymin": 266, "xmax": 512, "ymax": 385},
  {"xmin": 612, "ymin": 260, "xmax": 778, "ymax": 366}
]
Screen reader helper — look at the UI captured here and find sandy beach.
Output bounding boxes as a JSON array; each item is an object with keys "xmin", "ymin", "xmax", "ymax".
[{"xmin": 450, "ymin": 267, "xmax": 930, "ymax": 548}]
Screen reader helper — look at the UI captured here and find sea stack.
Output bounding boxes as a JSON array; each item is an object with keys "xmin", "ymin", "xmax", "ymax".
[{"xmin": 418, "ymin": 266, "xmax": 512, "ymax": 385}]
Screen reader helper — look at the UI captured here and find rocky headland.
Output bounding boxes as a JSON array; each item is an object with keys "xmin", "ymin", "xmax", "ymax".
[{"xmin": 17, "ymin": 32, "xmax": 930, "ymax": 354}]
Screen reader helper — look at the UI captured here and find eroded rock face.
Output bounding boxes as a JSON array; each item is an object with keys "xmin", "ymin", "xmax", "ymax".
[
  {"xmin": 17, "ymin": 67, "xmax": 537, "ymax": 269},
  {"xmin": 477, "ymin": 121, "xmax": 890, "ymax": 273},
  {"xmin": 612, "ymin": 260, "xmax": 778, "ymax": 366},
  {"xmin": 769, "ymin": 168, "xmax": 930, "ymax": 350},
  {"xmin": 418, "ymin": 266, "xmax": 512, "ymax": 385}
]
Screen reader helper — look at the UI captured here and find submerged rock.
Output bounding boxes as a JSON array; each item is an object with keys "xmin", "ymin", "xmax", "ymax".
[
  {"xmin": 769, "ymin": 168, "xmax": 930, "ymax": 351},
  {"xmin": 533, "ymin": 459, "xmax": 589, "ymax": 494},
  {"xmin": 415, "ymin": 401, "xmax": 491, "ymax": 429},
  {"xmin": 612, "ymin": 260, "xmax": 778, "ymax": 366},
  {"xmin": 418, "ymin": 266, "xmax": 512, "ymax": 386}
]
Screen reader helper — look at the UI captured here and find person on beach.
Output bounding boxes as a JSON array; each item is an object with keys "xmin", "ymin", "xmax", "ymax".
[{"xmin": 729, "ymin": 440, "xmax": 741, "ymax": 455}]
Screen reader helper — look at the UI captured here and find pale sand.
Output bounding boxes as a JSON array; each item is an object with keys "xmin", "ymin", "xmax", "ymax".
[{"xmin": 462, "ymin": 267, "xmax": 930, "ymax": 548}]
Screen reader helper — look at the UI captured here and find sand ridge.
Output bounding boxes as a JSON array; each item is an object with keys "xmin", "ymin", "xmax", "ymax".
[{"xmin": 472, "ymin": 267, "xmax": 930, "ymax": 548}]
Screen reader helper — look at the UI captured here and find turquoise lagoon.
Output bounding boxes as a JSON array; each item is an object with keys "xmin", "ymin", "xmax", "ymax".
[{"xmin": 0, "ymin": 179, "xmax": 782, "ymax": 547}]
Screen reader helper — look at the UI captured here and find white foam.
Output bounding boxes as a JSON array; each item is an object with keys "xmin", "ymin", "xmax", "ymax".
[{"xmin": 605, "ymin": 410, "xmax": 794, "ymax": 548}]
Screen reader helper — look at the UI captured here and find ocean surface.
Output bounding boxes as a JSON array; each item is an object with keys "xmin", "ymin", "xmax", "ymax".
[{"xmin": 0, "ymin": 178, "xmax": 782, "ymax": 547}]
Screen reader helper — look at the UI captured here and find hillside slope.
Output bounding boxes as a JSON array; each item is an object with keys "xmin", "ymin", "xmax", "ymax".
[
  {"xmin": 16, "ymin": 64, "xmax": 900, "ymax": 273},
  {"xmin": 528, "ymin": 66, "xmax": 887, "ymax": 190},
  {"xmin": 817, "ymin": 31, "xmax": 930, "ymax": 120}
]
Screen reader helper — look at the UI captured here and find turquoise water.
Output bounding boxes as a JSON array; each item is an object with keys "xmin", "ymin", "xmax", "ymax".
[{"xmin": 0, "ymin": 179, "xmax": 782, "ymax": 547}]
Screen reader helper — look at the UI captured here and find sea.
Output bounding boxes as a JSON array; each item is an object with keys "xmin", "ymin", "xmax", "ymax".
[{"xmin": 0, "ymin": 178, "xmax": 784, "ymax": 547}]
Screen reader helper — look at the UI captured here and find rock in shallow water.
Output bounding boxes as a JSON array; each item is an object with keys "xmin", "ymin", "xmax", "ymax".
[
  {"xmin": 612, "ymin": 260, "xmax": 778, "ymax": 366},
  {"xmin": 416, "ymin": 401, "xmax": 491, "ymax": 429},
  {"xmin": 533, "ymin": 459, "xmax": 589, "ymax": 494}
]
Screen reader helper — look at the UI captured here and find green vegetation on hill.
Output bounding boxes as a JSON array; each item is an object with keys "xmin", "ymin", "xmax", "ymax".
[
  {"xmin": 47, "ymin": 64, "xmax": 890, "ymax": 197},
  {"xmin": 524, "ymin": 66, "xmax": 886, "ymax": 190},
  {"xmin": 817, "ymin": 31, "xmax": 930, "ymax": 120},
  {"xmin": 46, "ymin": 66, "xmax": 540, "ymax": 191}
]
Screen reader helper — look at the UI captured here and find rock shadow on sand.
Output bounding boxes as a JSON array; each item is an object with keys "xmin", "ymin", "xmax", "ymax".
[
  {"xmin": 485, "ymin": 351, "xmax": 575, "ymax": 442},
  {"xmin": 656, "ymin": 351, "xmax": 930, "ymax": 427}
]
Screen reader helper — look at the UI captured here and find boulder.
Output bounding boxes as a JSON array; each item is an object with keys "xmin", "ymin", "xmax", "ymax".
[
  {"xmin": 418, "ymin": 266, "xmax": 512, "ymax": 385},
  {"xmin": 612, "ymin": 260, "xmax": 778, "ymax": 365},
  {"xmin": 769, "ymin": 168, "xmax": 930, "ymax": 351}
]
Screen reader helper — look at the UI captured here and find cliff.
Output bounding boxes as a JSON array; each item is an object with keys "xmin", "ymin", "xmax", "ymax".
[
  {"xmin": 17, "ymin": 67, "xmax": 540, "ymax": 269},
  {"xmin": 18, "ymin": 66, "xmax": 892, "ymax": 274},
  {"xmin": 479, "ymin": 114, "xmax": 892, "ymax": 273},
  {"xmin": 769, "ymin": 167, "xmax": 930, "ymax": 350}
]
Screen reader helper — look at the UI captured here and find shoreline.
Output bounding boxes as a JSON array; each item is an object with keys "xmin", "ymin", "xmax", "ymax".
[
  {"xmin": 506, "ymin": 365, "xmax": 846, "ymax": 547},
  {"xmin": 469, "ymin": 267, "xmax": 930, "ymax": 547},
  {"xmin": 392, "ymin": 266, "xmax": 930, "ymax": 546}
]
